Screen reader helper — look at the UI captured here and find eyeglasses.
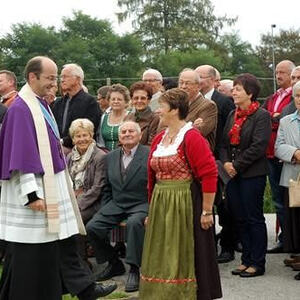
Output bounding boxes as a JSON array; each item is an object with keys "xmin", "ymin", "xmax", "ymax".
[{"xmin": 59, "ymin": 75, "xmax": 76, "ymax": 80}]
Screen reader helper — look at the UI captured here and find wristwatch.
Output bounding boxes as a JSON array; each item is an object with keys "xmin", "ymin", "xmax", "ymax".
[{"xmin": 202, "ymin": 210, "xmax": 213, "ymax": 216}]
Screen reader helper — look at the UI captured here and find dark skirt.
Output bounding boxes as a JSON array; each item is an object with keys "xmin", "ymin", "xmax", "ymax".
[
  {"xmin": 283, "ymin": 188, "xmax": 300, "ymax": 253},
  {"xmin": 191, "ymin": 180, "xmax": 222, "ymax": 300},
  {"xmin": 0, "ymin": 236, "xmax": 92, "ymax": 300}
]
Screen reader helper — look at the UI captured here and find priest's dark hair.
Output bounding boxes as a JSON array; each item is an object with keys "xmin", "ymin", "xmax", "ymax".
[{"xmin": 24, "ymin": 56, "xmax": 44, "ymax": 81}]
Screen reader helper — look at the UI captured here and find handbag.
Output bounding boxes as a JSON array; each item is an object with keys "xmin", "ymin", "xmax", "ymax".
[{"xmin": 289, "ymin": 173, "xmax": 300, "ymax": 207}]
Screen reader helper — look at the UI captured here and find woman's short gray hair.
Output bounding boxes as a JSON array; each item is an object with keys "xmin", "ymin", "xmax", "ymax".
[
  {"xmin": 69, "ymin": 118, "xmax": 94, "ymax": 139},
  {"xmin": 293, "ymin": 81, "xmax": 300, "ymax": 97},
  {"xmin": 118, "ymin": 121, "xmax": 141, "ymax": 135}
]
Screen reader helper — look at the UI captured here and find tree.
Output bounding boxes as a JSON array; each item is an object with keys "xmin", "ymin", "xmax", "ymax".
[
  {"xmin": 117, "ymin": 0, "xmax": 236, "ymax": 55},
  {"xmin": 58, "ymin": 11, "xmax": 144, "ymax": 91},
  {"xmin": 0, "ymin": 23, "xmax": 60, "ymax": 83},
  {"xmin": 218, "ymin": 33, "xmax": 267, "ymax": 77},
  {"xmin": 150, "ymin": 48, "xmax": 223, "ymax": 77},
  {"xmin": 256, "ymin": 28, "xmax": 300, "ymax": 70},
  {"xmin": 0, "ymin": 12, "xmax": 144, "ymax": 92}
]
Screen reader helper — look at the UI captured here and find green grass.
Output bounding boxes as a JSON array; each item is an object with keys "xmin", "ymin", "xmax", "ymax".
[
  {"xmin": 263, "ymin": 180, "xmax": 275, "ymax": 213},
  {"xmin": 62, "ymin": 291, "xmax": 129, "ymax": 299}
]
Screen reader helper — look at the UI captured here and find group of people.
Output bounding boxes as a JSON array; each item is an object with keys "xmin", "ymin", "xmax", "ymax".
[{"xmin": 0, "ymin": 55, "xmax": 299, "ymax": 300}]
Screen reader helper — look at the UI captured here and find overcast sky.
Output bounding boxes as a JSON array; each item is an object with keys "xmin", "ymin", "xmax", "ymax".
[{"xmin": 1, "ymin": 0, "xmax": 299, "ymax": 47}]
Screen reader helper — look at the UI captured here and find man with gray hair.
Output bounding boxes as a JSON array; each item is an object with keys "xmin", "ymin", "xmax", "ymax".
[
  {"xmin": 87, "ymin": 121, "xmax": 149, "ymax": 293},
  {"xmin": 218, "ymin": 79, "xmax": 233, "ymax": 98},
  {"xmin": 281, "ymin": 66, "xmax": 300, "ymax": 117},
  {"xmin": 142, "ymin": 68, "xmax": 163, "ymax": 111},
  {"xmin": 52, "ymin": 63, "xmax": 101, "ymax": 150},
  {"xmin": 195, "ymin": 65, "xmax": 235, "ymax": 158},
  {"xmin": 263, "ymin": 59, "xmax": 296, "ymax": 253}
]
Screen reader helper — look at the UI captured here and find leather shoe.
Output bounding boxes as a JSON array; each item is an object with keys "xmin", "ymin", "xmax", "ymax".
[
  {"xmin": 78, "ymin": 282, "xmax": 117, "ymax": 300},
  {"xmin": 284, "ymin": 256, "xmax": 300, "ymax": 267},
  {"xmin": 217, "ymin": 251, "xmax": 234, "ymax": 264},
  {"xmin": 267, "ymin": 244, "xmax": 284, "ymax": 254},
  {"xmin": 91, "ymin": 282, "xmax": 117, "ymax": 299},
  {"xmin": 231, "ymin": 265, "xmax": 248, "ymax": 275},
  {"xmin": 125, "ymin": 271, "xmax": 140, "ymax": 292},
  {"xmin": 94, "ymin": 259, "xmax": 125, "ymax": 281},
  {"xmin": 239, "ymin": 267, "xmax": 264, "ymax": 278},
  {"xmin": 292, "ymin": 262, "xmax": 300, "ymax": 271},
  {"xmin": 294, "ymin": 272, "xmax": 300, "ymax": 280}
]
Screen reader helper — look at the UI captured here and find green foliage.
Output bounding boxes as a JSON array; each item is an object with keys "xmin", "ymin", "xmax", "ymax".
[
  {"xmin": 61, "ymin": 291, "xmax": 129, "ymax": 299},
  {"xmin": 256, "ymin": 28, "xmax": 300, "ymax": 70},
  {"xmin": 0, "ymin": 11, "xmax": 144, "ymax": 92},
  {"xmin": 264, "ymin": 180, "xmax": 275, "ymax": 213},
  {"xmin": 149, "ymin": 49, "xmax": 223, "ymax": 77},
  {"xmin": 0, "ymin": 23, "xmax": 60, "ymax": 83},
  {"xmin": 117, "ymin": 0, "xmax": 236, "ymax": 55}
]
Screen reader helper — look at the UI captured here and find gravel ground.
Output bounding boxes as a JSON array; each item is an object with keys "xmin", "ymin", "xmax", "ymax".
[{"xmin": 93, "ymin": 214, "xmax": 300, "ymax": 300}]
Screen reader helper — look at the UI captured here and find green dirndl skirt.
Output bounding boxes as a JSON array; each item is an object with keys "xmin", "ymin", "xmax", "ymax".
[{"xmin": 139, "ymin": 179, "xmax": 197, "ymax": 300}]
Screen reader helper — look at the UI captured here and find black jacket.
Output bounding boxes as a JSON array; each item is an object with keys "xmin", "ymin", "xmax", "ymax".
[
  {"xmin": 211, "ymin": 89, "xmax": 235, "ymax": 158},
  {"xmin": 220, "ymin": 107, "xmax": 271, "ymax": 178},
  {"xmin": 52, "ymin": 89, "xmax": 101, "ymax": 148}
]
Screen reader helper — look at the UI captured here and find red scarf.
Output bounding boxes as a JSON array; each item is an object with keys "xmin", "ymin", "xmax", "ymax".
[{"xmin": 229, "ymin": 101, "xmax": 260, "ymax": 145}]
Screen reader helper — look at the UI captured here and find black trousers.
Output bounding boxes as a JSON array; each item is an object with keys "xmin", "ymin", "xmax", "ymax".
[
  {"xmin": 0, "ymin": 235, "xmax": 93, "ymax": 300},
  {"xmin": 227, "ymin": 175, "xmax": 267, "ymax": 270},
  {"xmin": 87, "ymin": 211, "xmax": 147, "ymax": 267},
  {"xmin": 215, "ymin": 179, "xmax": 238, "ymax": 253}
]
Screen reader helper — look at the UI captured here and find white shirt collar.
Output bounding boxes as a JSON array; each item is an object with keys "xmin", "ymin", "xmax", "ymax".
[{"xmin": 205, "ymin": 88, "xmax": 214, "ymax": 100}]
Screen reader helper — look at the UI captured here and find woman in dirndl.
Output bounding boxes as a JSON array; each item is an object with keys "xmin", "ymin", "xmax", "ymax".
[{"xmin": 139, "ymin": 88, "xmax": 222, "ymax": 300}]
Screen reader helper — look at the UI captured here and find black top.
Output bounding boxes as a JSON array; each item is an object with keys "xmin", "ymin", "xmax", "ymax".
[
  {"xmin": 220, "ymin": 107, "xmax": 271, "ymax": 178},
  {"xmin": 211, "ymin": 89, "xmax": 235, "ymax": 159},
  {"xmin": 52, "ymin": 89, "xmax": 101, "ymax": 148}
]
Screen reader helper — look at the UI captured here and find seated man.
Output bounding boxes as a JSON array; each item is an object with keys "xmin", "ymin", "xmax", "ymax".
[{"xmin": 87, "ymin": 121, "xmax": 149, "ymax": 293}]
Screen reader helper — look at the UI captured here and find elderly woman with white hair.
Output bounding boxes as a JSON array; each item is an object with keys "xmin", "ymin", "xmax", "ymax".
[
  {"xmin": 68, "ymin": 118, "xmax": 107, "ymax": 268},
  {"xmin": 68, "ymin": 118, "xmax": 106, "ymax": 224},
  {"xmin": 275, "ymin": 81, "xmax": 300, "ymax": 280}
]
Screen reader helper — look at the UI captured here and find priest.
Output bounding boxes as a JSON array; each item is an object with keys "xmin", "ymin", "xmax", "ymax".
[{"xmin": 0, "ymin": 56, "xmax": 116, "ymax": 300}]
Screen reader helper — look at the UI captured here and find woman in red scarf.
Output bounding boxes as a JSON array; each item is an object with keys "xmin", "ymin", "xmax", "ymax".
[{"xmin": 220, "ymin": 73, "xmax": 271, "ymax": 277}]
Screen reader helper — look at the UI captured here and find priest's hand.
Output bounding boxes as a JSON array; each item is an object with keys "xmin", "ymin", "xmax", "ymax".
[{"xmin": 29, "ymin": 199, "xmax": 46, "ymax": 212}]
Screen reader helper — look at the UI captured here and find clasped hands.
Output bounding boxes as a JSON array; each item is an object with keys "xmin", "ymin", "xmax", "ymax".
[{"xmin": 224, "ymin": 162, "xmax": 237, "ymax": 178}]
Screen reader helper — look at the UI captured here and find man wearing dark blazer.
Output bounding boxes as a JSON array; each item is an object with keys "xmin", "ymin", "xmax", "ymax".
[
  {"xmin": 87, "ymin": 121, "xmax": 149, "ymax": 293},
  {"xmin": 195, "ymin": 65, "xmax": 236, "ymax": 264},
  {"xmin": 195, "ymin": 65, "xmax": 235, "ymax": 158},
  {"xmin": 52, "ymin": 63, "xmax": 101, "ymax": 150}
]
